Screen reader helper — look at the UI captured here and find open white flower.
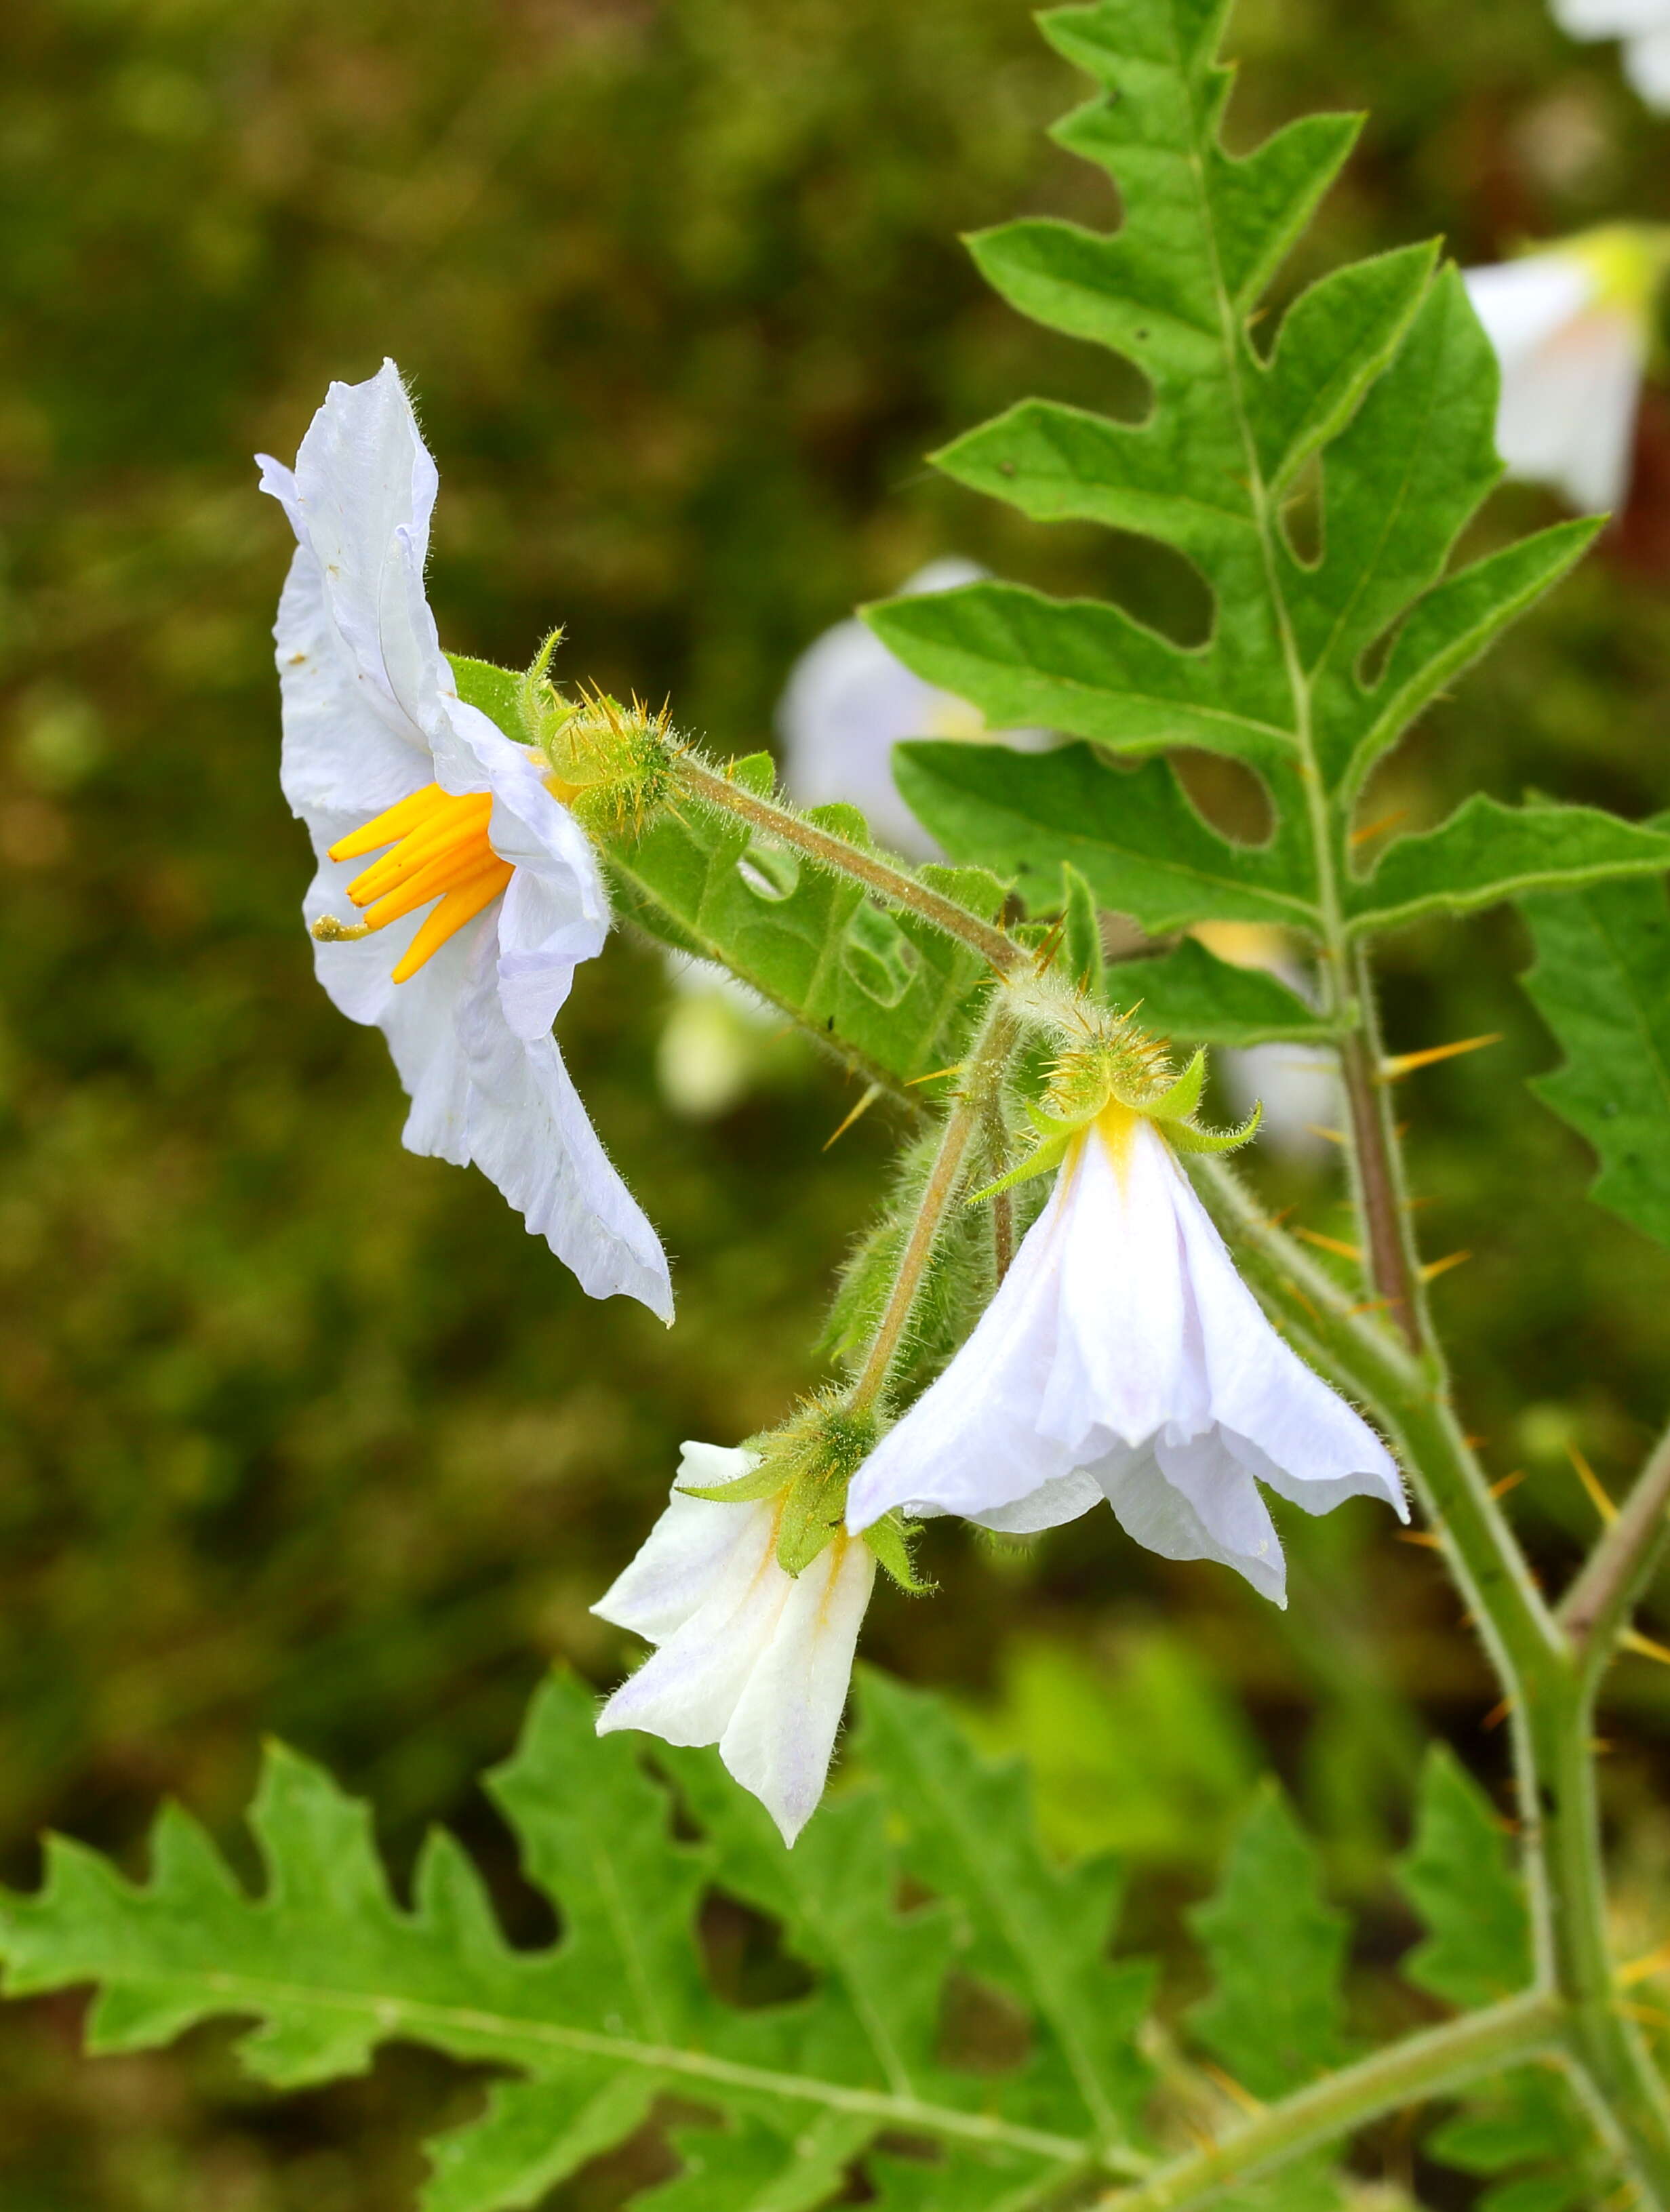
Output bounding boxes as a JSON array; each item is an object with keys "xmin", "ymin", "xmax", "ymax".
[
  {"xmin": 1550, "ymin": 0, "xmax": 1670, "ymax": 110},
  {"xmin": 1463, "ymin": 230, "xmax": 1665, "ymax": 514},
  {"xmin": 595, "ymin": 1443, "xmax": 876, "ymax": 1844},
  {"xmin": 258, "ymin": 360, "xmax": 671, "ymax": 1321},
  {"xmin": 846, "ymin": 1106, "xmax": 1405, "ymax": 1605},
  {"xmin": 777, "ymin": 558, "xmax": 1048, "ymax": 861}
]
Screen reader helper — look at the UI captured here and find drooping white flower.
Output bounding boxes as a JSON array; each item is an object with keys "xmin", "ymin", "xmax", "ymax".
[
  {"xmin": 258, "ymin": 361, "xmax": 671, "ymax": 1321},
  {"xmin": 1550, "ymin": 0, "xmax": 1670, "ymax": 110},
  {"xmin": 777, "ymin": 558, "xmax": 1048, "ymax": 861},
  {"xmin": 846, "ymin": 1105, "xmax": 1406, "ymax": 1605},
  {"xmin": 595, "ymin": 1443, "xmax": 876, "ymax": 1844},
  {"xmin": 1463, "ymin": 229, "xmax": 1668, "ymax": 514}
]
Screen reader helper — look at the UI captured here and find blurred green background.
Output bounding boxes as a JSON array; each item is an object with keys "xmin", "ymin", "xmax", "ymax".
[{"xmin": 3, "ymin": 0, "xmax": 1670, "ymax": 2202}]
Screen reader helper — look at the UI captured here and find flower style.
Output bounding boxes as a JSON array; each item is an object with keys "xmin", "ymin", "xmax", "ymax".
[
  {"xmin": 595, "ymin": 1443, "xmax": 877, "ymax": 1844},
  {"xmin": 1550, "ymin": 0, "xmax": 1670, "ymax": 110},
  {"xmin": 846, "ymin": 1091, "xmax": 1406, "ymax": 1605},
  {"xmin": 777, "ymin": 558, "xmax": 1048, "ymax": 861},
  {"xmin": 258, "ymin": 361, "xmax": 671, "ymax": 1320},
  {"xmin": 1463, "ymin": 229, "xmax": 1669, "ymax": 515}
]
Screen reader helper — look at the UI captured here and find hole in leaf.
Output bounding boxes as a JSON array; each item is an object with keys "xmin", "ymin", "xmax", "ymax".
[
  {"xmin": 937, "ymin": 1967, "xmax": 1034, "ymax": 2076},
  {"xmin": 1170, "ymin": 748, "xmax": 1275, "ymax": 847},
  {"xmin": 1279, "ymin": 449, "xmax": 1324, "ymax": 569},
  {"xmin": 738, "ymin": 840, "xmax": 799, "ymax": 901},
  {"xmin": 699, "ymin": 1887, "xmax": 816, "ymax": 2009},
  {"xmin": 1100, "ymin": 527, "xmax": 1215, "ymax": 649}
]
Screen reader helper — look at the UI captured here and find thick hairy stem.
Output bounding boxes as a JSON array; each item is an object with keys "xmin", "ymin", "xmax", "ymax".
[
  {"xmin": 673, "ymin": 750, "xmax": 1021, "ymax": 973},
  {"xmin": 1562, "ymin": 1421, "xmax": 1670, "ymax": 1681},
  {"xmin": 848, "ymin": 1002, "xmax": 1020, "ymax": 1415},
  {"xmin": 1095, "ymin": 1990, "xmax": 1562, "ymax": 2211}
]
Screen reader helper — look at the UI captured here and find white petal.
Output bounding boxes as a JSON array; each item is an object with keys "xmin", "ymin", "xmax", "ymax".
[
  {"xmin": 1164, "ymin": 1147, "xmax": 1406, "ymax": 1519},
  {"xmin": 453, "ymin": 958, "xmax": 674, "ymax": 1321},
  {"xmin": 269, "ymin": 540, "xmax": 432, "ymax": 824},
  {"xmin": 1494, "ymin": 312, "xmax": 1642, "ymax": 513},
  {"xmin": 1094, "ymin": 1439, "xmax": 1288, "ymax": 1606},
  {"xmin": 962, "ymin": 1470, "xmax": 1103, "ymax": 1534},
  {"xmin": 258, "ymin": 360, "xmax": 450, "ymax": 758},
  {"xmin": 718, "ymin": 1534, "xmax": 876, "ymax": 1845},
  {"xmin": 592, "ymin": 1451, "xmax": 766, "ymax": 1642},
  {"xmin": 1553, "ymin": 0, "xmax": 1669, "ymax": 36},
  {"xmin": 595, "ymin": 1500, "xmax": 787, "ymax": 1746},
  {"xmin": 1624, "ymin": 24, "xmax": 1670, "ymax": 102},
  {"xmin": 1464, "ymin": 256, "xmax": 1595, "ymax": 368}
]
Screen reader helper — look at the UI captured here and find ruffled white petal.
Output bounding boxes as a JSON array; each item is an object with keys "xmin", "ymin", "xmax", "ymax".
[
  {"xmin": 263, "ymin": 363, "xmax": 671, "ymax": 1318},
  {"xmin": 596, "ymin": 1451, "xmax": 875, "ymax": 1844},
  {"xmin": 1464, "ymin": 256, "xmax": 1644, "ymax": 513},
  {"xmin": 847, "ymin": 1116, "xmax": 1401, "ymax": 1602}
]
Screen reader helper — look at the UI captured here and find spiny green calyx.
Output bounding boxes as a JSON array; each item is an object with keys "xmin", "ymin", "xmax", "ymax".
[
  {"xmin": 446, "ymin": 637, "xmax": 678, "ymax": 838},
  {"xmin": 972, "ymin": 1023, "xmax": 1262, "ymax": 1203},
  {"xmin": 677, "ymin": 1394, "xmax": 927, "ymax": 1590}
]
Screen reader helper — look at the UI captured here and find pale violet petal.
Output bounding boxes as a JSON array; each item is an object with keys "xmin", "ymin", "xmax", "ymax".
[
  {"xmin": 1094, "ymin": 1440, "xmax": 1288, "ymax": 1607},
  {"xmin": 678, "ymin": 1441, "xmax": 760, "ymax": 1489},
  {"xmin": 718, "ymin": 1535, "xmax": 876, "ymax": 1846},
  {"xmin": 961, "ymin": 1470, "xmax": 1103, "ymax": 1535},
  {"xmin": 453, "ymin": 959, "xmax": 674, "ymax": 1320},
  {"xmin": 1166, "ymin": 1151, "xmax": 1406, "ymax": 1519},
  {"xmin": 593, "ymin": 1464, "xmax": 768, "ymax": 1643},
  {"xmin": 595, "ymin": 1502, "xmax": 787, "ymax": 1748}
]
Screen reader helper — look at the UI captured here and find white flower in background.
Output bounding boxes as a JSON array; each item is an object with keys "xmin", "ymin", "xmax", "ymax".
[
  {"xmin": 1550, "ymin": 0, "xmax": 1670, "ymax": 110},
  {"xmin": 595, "ymin": 1443, "xmax": 877, "ymax": 1844},
  {"xmin": 1463, "ymin": 228, "xmax": 1669, "ymax": 514},
  {"xmin": 655, "ymin": 952, "xmax": 776, "ymax": 1122},
  {"xmin": 846, "ymin": 1100, "xmax": 1405, "ymax": 1605},
  {"xmin": 1193, "ymin": 922, "xmax": 1340, "ymax": 1165},
  {"xmin": 258, "ymin": 361, "xmax": 671, "ymax": 1321},
  {"xmin": 778, "ymin": 558, "xmax": 1048, "ymax": 860}
]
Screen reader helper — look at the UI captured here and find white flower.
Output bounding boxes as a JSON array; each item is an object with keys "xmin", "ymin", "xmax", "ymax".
[
  {"xmin": 1193, "ymin": 923, "xmax": 1340, "ymax": 1165},
  {"xmin": 1463, "ymin": 231, "xmax": 1663, "ymax": 514},
  {"xmin": 1551, "ymin": 0, "xmax": 1670, "ymax": 110},
  {"xmin": 777, "ymin": 558, "xmax": 1048, "ymax": 861},
  {"xmin": 595, "ymin": 1443, "xmax": 876, "ymax": 1843},
  {"xmin": 655, "ymin": 952, "xmax": 775, "ymax": 1121},
  {"xmin": 845, "ymin": 1108, "xmax": 1405, "ymax": 1605},
  {"xmin": 258, "ymin": 361, "xmax": 671, "ymax": 1321}
]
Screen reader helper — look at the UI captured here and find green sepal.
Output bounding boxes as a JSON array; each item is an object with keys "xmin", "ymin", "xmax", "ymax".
[
  {"xmin": 1134, "ymin": 1046, "xmax": 1206, "ymax": 1123},
  {"xmin": 445, "ymin": 653, "xmax": 527, "ymax": 742},
  {"xmin": 677, "ymin": 1461, "xmax": 787, "ymax": 1508},
  {"xmin": 1059, "ymin": 862, "xmax": 1107, "ymax": 999},
  {"xmin": 862, "ymin": 1512, "xmax": 935, "ymax": 1596},
  {"xmin": 1167, "ymin": 1102, "xmax": 1263, "ymax": 1154},
  {"xmin": 776, "ymin": 1466, "xmax": 851, "ymax": 1577},
  {"xmin": 968, "ymin": 1127, "xmax": 1074, "ymax": 1205}
]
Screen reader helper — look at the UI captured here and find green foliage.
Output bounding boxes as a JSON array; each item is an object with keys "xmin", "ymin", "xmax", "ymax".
[
  {"xmin": 1187, "ymin": 1782, "xmax": 1348, "ymax": 2099},
  {"xmin": 607, "ymin": 754, "xmax": 1003, "ymax": 1096},
  {"xmin": 1396, "ymin": 1745, "xmax": 1530, "ymax": 2010},
  {"xmin": 871, "ymin": 0, "xmax": 1629, "ymax": 962},
  {"xmin": 1396, "ymin": 1749, "xmax": 1602, "ymax": 2212},
  {"xmin": 0, "ymin": 1672, "xmax": 1172, "ymax": 2209},
  {"xmin": 1520, "ymin": 856, "xmax": 1670, "ymax": 1253}
]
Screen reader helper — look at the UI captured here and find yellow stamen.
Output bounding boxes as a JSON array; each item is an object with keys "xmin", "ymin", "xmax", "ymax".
[
  {"xmin": 327, "ymin": 782, "xmax": 453, "ymax": 862},
  {"xmin": 325, "ymin": 781, "xmax": 511, "ymax": 984},
  {"xmin": 391, "ymin": 864, "xmax": 515, "ymax": 983}
]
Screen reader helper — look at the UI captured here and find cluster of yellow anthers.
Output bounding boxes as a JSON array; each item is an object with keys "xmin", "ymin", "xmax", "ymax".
[{"xmin": 316, "ymin": 784, "xmax": 511, "ymax": 980}]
